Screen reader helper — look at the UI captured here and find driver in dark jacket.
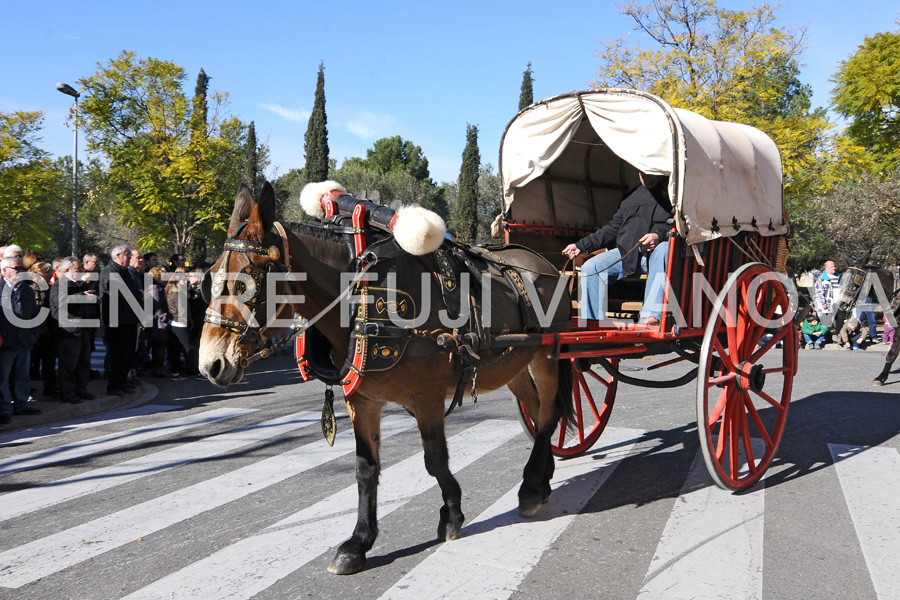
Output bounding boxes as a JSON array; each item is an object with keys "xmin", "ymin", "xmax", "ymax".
[{"xmin": 562, "ymin": 172, "xmax": 672, "ymax": 324}]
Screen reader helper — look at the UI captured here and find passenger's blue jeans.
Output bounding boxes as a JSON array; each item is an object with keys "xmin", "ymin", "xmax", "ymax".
[{"xmin": 579, "ymin": 242, "xmax": 669, "ymax": 321}]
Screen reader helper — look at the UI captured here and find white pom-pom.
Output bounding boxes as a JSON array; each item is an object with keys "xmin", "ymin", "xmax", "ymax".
[
  {"xmin": 300, "ymin": 180, "xmax": 346, "ymax": 219},
  {"xmin": 393, "ymin": 205, "xmax": 446, "ymax": 255}
]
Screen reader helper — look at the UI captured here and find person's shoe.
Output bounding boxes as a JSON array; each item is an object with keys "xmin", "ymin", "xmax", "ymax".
[
  {"xmin": 13, "ymin": 406, "xmax": 42, "ymax": 416},
  {"xmin": 0, "ymin": 414, "xmax": 11, "ymax": 425},
  {"xmin": 61, "ymin": 394, "xmax": 84, "ymax": 404},
  {"xmin": 107, "ymin": 388, "xmax": 127, "ymax": 397},
  {"xmin": 169, "ymin": 372, "xmax": 187, "ymax": 381},
  {"xmin": 194, "ymin": 374, "xmax": 207, "ymax": 381},
  {"xmin": 74, "ymin": 389, "xmax": 96, "ymax": 400},
  {"xmin": 639, "ymin": 315, "xmax": 660, "ymax": 326},
  {"xmin": 852, "ymin": 345, "xmax": 862, "ymax": 351}
]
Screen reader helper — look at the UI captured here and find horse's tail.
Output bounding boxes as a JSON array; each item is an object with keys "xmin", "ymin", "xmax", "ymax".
[{"xmin": 554, "ymin": 357, "xmax": 575, "ymax": 426}]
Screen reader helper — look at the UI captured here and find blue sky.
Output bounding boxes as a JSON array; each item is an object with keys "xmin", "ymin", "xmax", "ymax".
[{"xmin": 2, "ymin": 1, "xmax": 898, "ymax": 185}]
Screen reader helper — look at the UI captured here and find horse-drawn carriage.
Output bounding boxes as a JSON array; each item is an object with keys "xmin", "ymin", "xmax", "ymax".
[
  {"xmin": 198, "ymin": 88, "xmax": 799, "ymax": 574},
  {"xmin": 500, "ymin": 89, "xmax": 797, "ymax": 490}
]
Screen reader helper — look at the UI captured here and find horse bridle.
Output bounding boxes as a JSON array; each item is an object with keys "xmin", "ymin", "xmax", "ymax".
[{"xmin": 202, "ymin": 221, "xmax": 299, "ymax": 366}]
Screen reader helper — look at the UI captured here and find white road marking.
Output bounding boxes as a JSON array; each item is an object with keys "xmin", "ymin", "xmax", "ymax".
[
  {"xmin": 830, "ymin": 444, "xmax": 900, "ymax": 600},
  {"xmin": 122, "ymin": 419, "xmax": 525, "ymax": 600},
  {"xmin": 0, "ymin": 414, "xmax": 416, "ymax": 588},
  {"xmin": 637, "ymin": 448, "xmax": 765, "ymax": 600},
  {"xmin": 0, "ymin": 407, "xmax": 255, "ymax": 478},
  {"xmin": 0, "ymin": 411, "xmax": 320, "ymax": 522},
  {"xmin": 378, "ymin": 427, "xmax": 643, "ymax": 600},
  {"xmin": 0, "ymin": 404, "xmax": 181, "ymax": 446}
]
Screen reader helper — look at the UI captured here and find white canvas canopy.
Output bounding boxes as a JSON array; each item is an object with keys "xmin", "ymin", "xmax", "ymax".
[{"xmin": 499, "ymin": 89, "xmax": 787, "ymax": 246}]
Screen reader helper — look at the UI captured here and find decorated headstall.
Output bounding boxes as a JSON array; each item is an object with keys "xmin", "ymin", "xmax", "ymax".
[
  {"xmin": 294, "ymin": 180, "xmax": 446, "ymax": 400},
  {"xmin": 202, "ymin": 221, "xmax": 297, "ymax": 366}
]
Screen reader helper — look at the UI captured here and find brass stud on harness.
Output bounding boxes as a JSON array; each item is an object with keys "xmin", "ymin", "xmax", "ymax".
[{"xmin": 268, "ymin": 245, "xmax": 281, "ymax": 261}]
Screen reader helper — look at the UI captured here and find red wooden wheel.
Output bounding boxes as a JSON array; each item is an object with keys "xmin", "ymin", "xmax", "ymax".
[
  {"xmin": 697, "ymin": 263, "xmax": 798, "ymax": 490},
  {"xmin": 516, "ymin": 358, "xmax": 618, "ymax": 457}
]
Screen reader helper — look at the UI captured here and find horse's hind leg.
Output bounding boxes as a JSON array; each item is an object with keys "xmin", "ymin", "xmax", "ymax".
[
  {"xmin": 874, "ymin": 336, "xmax": 900, "ymax": 385},
  {"xmin": 510, "ymin": 352, "xmax": 570, "ymax": 517},
  {"xmin": 414, "ymin": 398, "xmax": 464, "ymax": 541},
  {"xmin": 328, "ymin": 401, "xmax": 382, "ymax": 575}
]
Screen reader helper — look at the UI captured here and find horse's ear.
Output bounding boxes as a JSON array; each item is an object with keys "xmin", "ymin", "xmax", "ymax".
[
  {"xmin": 244, "ymin": 182, "xmax": 276, "ymax": 243},
  {"xmin": 257, "ymin": 181, "xmax": 276, "ymax": 232},
  {"xmin": 228, "ymin": 184, "xmax": 255, "ymax": 236}
]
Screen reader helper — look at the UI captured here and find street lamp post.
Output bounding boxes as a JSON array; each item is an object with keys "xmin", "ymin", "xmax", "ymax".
[{"xmin": 56, "ymin": 82, "xmax": 80, "ymax": 257}]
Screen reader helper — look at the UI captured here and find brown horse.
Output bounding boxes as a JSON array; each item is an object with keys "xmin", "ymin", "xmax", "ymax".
[{"xmin": 199, "ymin": 183, "xmax": 574, "ymax": 575}]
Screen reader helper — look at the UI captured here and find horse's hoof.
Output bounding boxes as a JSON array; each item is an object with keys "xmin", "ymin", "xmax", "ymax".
[
  {"xmin": 437, "ymin": 505, "xmax": 465, "ymax": 541},
  {"xmin": 518, "ymin": 495, "xmax": 548, "ymax": 517},
  {"xmin": 873, "ymin": 379, "xmax": 884, "ymax": 386},
  {"xmin": 327, "ymin": 550, "xmax": 366, "ymax": 575}
]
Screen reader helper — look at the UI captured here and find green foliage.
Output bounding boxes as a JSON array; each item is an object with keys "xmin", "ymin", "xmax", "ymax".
[
  {"xmin": 304, "ymin": 61, "xmax": 329, "ymax": 183},
  {"xmin": 454, "ymin": 124, "xmax": 480, "ymax": 242},
  {"xmin": 792, "ymin": 170, "xmax": 900, "ymax": 270},
  {"xmin": 78, "ymin": 51, "xmax": 251, "ymax": 256},
  {"xmin": 0, "ymin": 111, "xmax": 68, "ymax": 253},
  {"xmin": 594, "ymin": 1, "xmax": 833, "ymax": 201},
  {"xmin": 831, "ymin": 27, "xmax": 900, "ymax": 177},
  {"xmin": 519, "ymin": 62, "xmax": 534, "ymax": 111},
  {"xmin": 243, "ymin": 121, "xmax": 265, "ymax": 195},
  {"xmin": 345, "ymin": 135, "xmax": 432, "ymax": 183}
]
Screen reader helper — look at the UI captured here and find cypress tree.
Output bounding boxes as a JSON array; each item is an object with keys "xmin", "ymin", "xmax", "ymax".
[
  {"xmin": 190, "ymin": 68, "xmax": 210, "ymax": 139},
  {"xmin": 244, "ymin": 120, "xmax": 260, "ymax": 195},
  {"xmin": 455, "ymin": 124, "xmax": 480, "ymax": 243},
  {"xmin": 304, "ymin": 61, "xmax": 329, "ymax": 182},
  {"xmin": 518, "ymin": 62, "xmax": 534, "ymax": 111}
]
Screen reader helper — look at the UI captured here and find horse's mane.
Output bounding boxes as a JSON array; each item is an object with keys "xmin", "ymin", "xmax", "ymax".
[{"xmin": 285, "ymin": 221, "xmax": 345, "ymax": 244}]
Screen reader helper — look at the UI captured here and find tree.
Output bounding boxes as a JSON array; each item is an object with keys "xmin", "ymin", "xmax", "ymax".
[
  {"xmin": 344, "ymin": 135, "xmax": 432, "ymax": 182},
  {"xmin": 454, "ymin": 124, "xmax": 480, "ymax": 242},
  {"xmin": 0, "ymin": 111, "xmax": 66, "ymax": 252},
  {"xmin": 594, "ymin": 0, "xmax": 832, "ymax": 201},
  {"xmin": 519, "ymin": 61, "xmax": 534, "ymax": 111},
  {"xmin": 831, "ymin": 27, "xmax": 900, "ymax": 177},
  {"xmin": 78, "ymin": 52, "xmax": 246, "ymax": 254},
  {"xmin": 304, "ymin": 61, "xmax": 329, "ymax": 183},
  {"xmin": 243, "ymin": 120, "xmax": 263, "ymax": 195}
]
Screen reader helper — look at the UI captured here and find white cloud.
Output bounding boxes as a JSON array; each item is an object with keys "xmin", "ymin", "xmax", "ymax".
[
  {"xmin": 345, "ymin": 112, "xmax": 399, "ymax": 140},
  {"xmin": 259, "ymin": 103, "xmax": 310, "ymax": 123}
]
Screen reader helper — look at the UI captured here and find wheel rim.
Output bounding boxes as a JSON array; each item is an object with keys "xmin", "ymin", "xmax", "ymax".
[
  {"xmin": 697, "ymin": 263, "xmax": 797, "ymax": 490},
  {"xmin": 516, "ymin": 358, "xmax": 618, "ymax": 457}
]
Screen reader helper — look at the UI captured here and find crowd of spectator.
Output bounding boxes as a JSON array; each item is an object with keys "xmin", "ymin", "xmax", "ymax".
[{"xmin": 0, "ymin": 243, "xmax": 209, "ymax": 428}]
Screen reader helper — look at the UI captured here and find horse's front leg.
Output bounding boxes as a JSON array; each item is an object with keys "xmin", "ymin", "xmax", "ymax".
[
  {"xmin": 328, "ymin": 402, "xmax": 382, "ymax": 575},
  {"xmin": 874, "ymin": 335, "xmax": 900, "ymax": 385},
  {"xmin": 415, "ymin": 397, "xmax": 465, "ymax": 541}
]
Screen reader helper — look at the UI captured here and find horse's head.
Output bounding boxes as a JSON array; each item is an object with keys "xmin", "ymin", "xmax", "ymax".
[{"xmin": 199, "ymin": 182, "xmax": 296, "ymax": 386}]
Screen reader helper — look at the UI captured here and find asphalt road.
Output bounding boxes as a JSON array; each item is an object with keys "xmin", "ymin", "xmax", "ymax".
[{"xmin": 0, "ymin": 343, "xmax": 898, "ymax": 600}]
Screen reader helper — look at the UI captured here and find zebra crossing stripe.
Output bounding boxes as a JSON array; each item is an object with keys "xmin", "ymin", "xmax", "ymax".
[
  {"xmin": 0, "ymin": 404, "xmax": 180, "ymax": 446},
  {"xmin": 378, "ymin": 426, "xmax": 643, "ymax": 600},
  {"xmin": 0, "ymin": 406, "xmax": 255, "ymax": 478},
  {"xmin": 121, "ymin": 419, "xmax": 525, "ymax": 600},
  {"xmin": 0, "ymin": 411, "xmax": 321, "ymax": 523},
  {"xmin": 637, "ymin": 448, "xmax": 765, "ymax": 600},
  {"xmin": 0, "ymin": 413, "xmax": 416, "ymax": 589},
  {"xmin": 830, "ymin": 444, "xmax": 900, "ymax": 600}
]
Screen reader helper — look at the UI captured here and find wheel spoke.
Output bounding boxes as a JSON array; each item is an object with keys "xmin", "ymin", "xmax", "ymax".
[
  {"xmin": 743, "ymin": 397, "xmax": 774, "ymax": 447},
  {"xmin": 712, "ymin": 335, "xmax": 737, "ymax": 373},
  {"xmin": 706, "ymin": 371, "xmax": 737, "ymax": 388},
  {"xmin": 739, "ymin": 398, "xmax": 757, "ymax": 474},
  {"xmin": 580, "ymin": 378, "xmax": 602, "ymax": 421},
  {"xmin": 752, "ymin": 387, "xmax": 785, "ymax": 410},
  {"xmin": 728, "ymin": 394, "xmax": 740, "ymax": 478},
  {"xmin": 708, "ymin": 387, "xmax": 730, "ymax": 427},
  {"xmin": 749, "ymin": 325, "xmax": 790, "ymax": 363}
]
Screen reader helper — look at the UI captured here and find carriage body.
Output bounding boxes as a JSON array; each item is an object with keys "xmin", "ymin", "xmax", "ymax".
[{"xmin": 501, "ymin": 90, "xmax": 798, "ymax": 489}]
